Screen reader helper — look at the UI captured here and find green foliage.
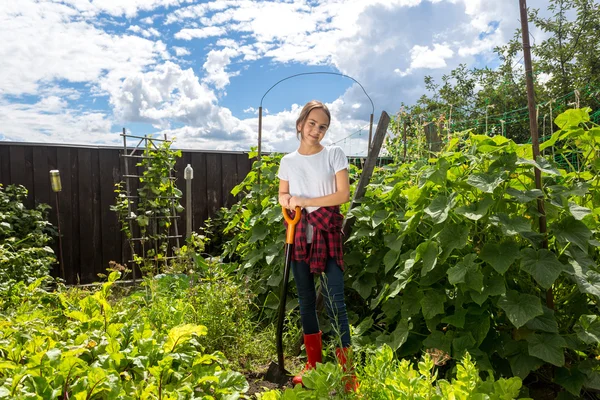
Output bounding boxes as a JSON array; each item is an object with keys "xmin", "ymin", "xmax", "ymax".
[
  {"xmin": 344, "ymin": 108, "xmax": 600, "ymax": 396},
  {"xmin": 0, "ymin": 184, "xmax": 56, "ymax": 286},
  {"xmin": 257, "ymin": 345, "xmax": 527, "ymax": 399},
  {"xmin": 111, "ymin": 139, "xmax": 184, "ymax": 276},
  {"xmin": 0, "ymin": 271, "xmax": 250, "ymax": 399}
]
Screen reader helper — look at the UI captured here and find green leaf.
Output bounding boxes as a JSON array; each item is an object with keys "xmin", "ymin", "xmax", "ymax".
[
  {"xmin": 417, "ymin": 240, "xmax": 439, "ymax": 277},
  {"xmin": 442, "ymin": 307, "xmax": 468, "ymax": 328},
  {"xmin": 423, "ymin": 330, "xmax": 454, "ymax": 355},
  {"xmin": 389, "ymin": 320, "xmax": 411, "ymax": 351},
  {"xmin": 568, "ymin": 259, "xmax": 600, "ymax": 298},
  {"xmin": 526, "ymin": 333, "xmax": 566, "ymax": 366},
  {"xmin": 383, "ymin": 249, "xmax": 400, "ymax": 274},
  {"xmin": 354, "ymin": 316, "xmax": 374, "ymax": 336},
  {"xmin": 525, "ymin": 306, "xmax": 559, "ymax": 333},
  {"xmin": 420, "ymin": 290, "xmax": 446, "ymax": 319},
  {"xmin": 508, "ymin": 349, "xmax": 544, "ymax": 378},
  {"xmin": 249, "ymin": 224, "xmax": 269, "ymax": 243},
  {"xmin": 553, "ymin": 216, "xmax": 592, "ymax": 251},
  {"xmin": 438, "ymin": 222, "xmax": 468, "ymax": 261},
  {"xmin": 164, "ymin": 324, "xmax": 208, "ymax": 352},
  {"xmin": 401, "ymin": 285, "xmax": 422, "ymax": 318},
  {"xmin": 554, "ymin": 108, "xmax": 591, "ymax": 129},
  {"xmin": 352, "ymin": 273, "xmax": 377, "ymax": 299},
  {"xmin": 506, "ymin": 187, "xmax": 544, "ymax": 203},
  {"xmin": 425, "ymin": 195, "xmax": 454, "ymax": 224},
  {"xmin": 516, "ymin": 157, "xmax": 560, "ymax": 176},
  {"xmin": 568, "ymin": 202, "xmax": 591, "ymax": 220},
  {"xmin": 479, "ymin": 240, "xmax": 520, "ymax": 275},
  {"xmin": 498, "ymin": 290, "xmax": 543, "ymax": 328},
  {"xmin": 467, "ymin": 172, "xmax": 505, "ymax": 193},
  {"xmin": 455, "ymin": 195, "xmax": 493, "ymax": 220},
  {"xmin": 384, "ymin": 234, "xmax": 403, "ymax": 252},
  {"xmin": 520, "ymin": 248, "xmax": 565, "ymax": 289},
  {"xmin": 555, "ymin": 367, "xmax": 587, "ymax": 396},
  {"xmin": 447, "ymin": 253, "xmax": 477, "ymax": 285},
  {"xmin": 574, "ymin": 315, "xmax": 600, "ymax": 345},
  {"xmin": 453, "ymin": 332, "xmax": 476, "ymax": 357},
  {"xmin": 489, "ymin": 213, "xmax": 532, "ymax": 236}
]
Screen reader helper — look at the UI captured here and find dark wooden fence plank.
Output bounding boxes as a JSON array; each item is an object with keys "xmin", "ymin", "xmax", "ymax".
[
  {"xmin": 221, "ymin": 153, "xmax": 237, "ymax": 208},
  {"xmin": 99, "ymin": 149, "xmax": 122, "ymax": 274},
  {"xmin": 191, "ymin": 152, "xmax": 207, "ymax": 230},
  {"xmin": 0, "ymin": 145, "xmax": 10, "ymax": 185},
  {"xmin": 77, "ymin": 148, "xmax": 96, "ymax": 283},
  {"xmin": 206, "ymin": 153, "xmax": 222, "ymax": 218},
  {"xmin": 67, "ymin": 148, "xmax": 81, "ymax": 284},
  {"xmin": 32, "ymin": 146, "xmax": 51, "ymax": 208},
  {"xmin": 54, "ymin": 148, "xmax": 73, "ymax": 282}
]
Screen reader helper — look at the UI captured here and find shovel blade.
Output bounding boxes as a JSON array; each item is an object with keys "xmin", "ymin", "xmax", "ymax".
[{"xmin": 264, "ymin": 361, "xmax": 291, "ymax": 386}]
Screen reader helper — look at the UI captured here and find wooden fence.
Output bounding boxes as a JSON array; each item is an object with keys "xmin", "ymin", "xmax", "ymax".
[{"xmin": 0, "ymin": 142, "xmax": 253, "ymax": 284}]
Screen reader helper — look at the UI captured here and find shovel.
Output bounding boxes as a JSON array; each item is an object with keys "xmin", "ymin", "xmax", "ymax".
[{"xmin": 265, "ymin": 206, "xmax": 301, "ymax": 385}]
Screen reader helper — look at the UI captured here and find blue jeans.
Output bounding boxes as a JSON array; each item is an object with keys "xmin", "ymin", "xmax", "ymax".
[{"xmin": 291, "ymin": 256, "xmax": 351, "ymax": 348}]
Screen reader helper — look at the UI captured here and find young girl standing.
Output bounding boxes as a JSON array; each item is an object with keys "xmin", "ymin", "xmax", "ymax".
[{"xmin": 277, "ymin": 100, "xmax": 357, "ymax": 391}]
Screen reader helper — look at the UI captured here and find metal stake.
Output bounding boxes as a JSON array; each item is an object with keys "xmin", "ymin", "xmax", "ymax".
[{"xmin": 49, "ymin": 170, "xmax": 65, "ymax": 280}]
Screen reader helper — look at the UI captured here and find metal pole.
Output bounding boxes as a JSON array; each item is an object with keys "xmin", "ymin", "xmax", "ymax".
[
  {"xmin": 367, "ymin": 113, "xmax": 374, "ymax": 156},
  {"xmin": 519, "ymin": 0, "xmax": 552, "ymax": 309},
  {"xmin": 257, "ymin": 106, "xmax": 262, "ymax": 185},
  {"xmin": 49, "ymin": 170, "xmax": 65, "ymax": 280},
  {"xmin": 184, "ymin": 164, "xmax": 193, "ymax": 241}
]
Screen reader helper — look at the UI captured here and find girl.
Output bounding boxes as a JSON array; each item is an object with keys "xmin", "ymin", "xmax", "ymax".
[{"xmin": 278, "ymin": 100, "xmax": 357, "ymax": 391}]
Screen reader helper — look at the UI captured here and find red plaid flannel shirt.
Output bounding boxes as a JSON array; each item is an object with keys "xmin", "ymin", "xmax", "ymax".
[{"xmin": 284, "ymin": 206, "xmax": 344, "ymax": 274}]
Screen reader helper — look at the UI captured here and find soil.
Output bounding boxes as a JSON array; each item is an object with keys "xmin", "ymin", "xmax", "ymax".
[{"xmin": 244, "ymin": 369, "xmax": 294, "ymax": 397}]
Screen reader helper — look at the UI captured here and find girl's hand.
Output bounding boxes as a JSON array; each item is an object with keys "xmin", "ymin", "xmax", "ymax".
[
  {"xmin": 279, "ymin": 194, "xmax": 292, "ymax": 209},
  {"xmin": 289, "ymin": 196, "xmax": 307, "ymax": 209}
]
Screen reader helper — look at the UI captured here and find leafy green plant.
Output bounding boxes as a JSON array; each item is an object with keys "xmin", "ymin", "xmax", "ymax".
[
  {"xmin": 257, "ymin": 345, "xmax": 526, "ymax": 399},
  {"xmin": 343, "ymin": 108, "xmax": 600, "ymax": 396},
  {"xmin": 0, "ymin": 184, "xmax": 56, "ymax": 286},
  {"xmin": 0, "ymin": 272, "xmax": 250, "ymax": 399},
  {"xmin": 112, "ymin": 139, "xmax": 184, "ymax": 277}
]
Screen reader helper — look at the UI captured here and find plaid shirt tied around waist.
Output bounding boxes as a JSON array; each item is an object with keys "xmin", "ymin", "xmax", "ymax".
[{"xmin": 283, "ymin": 206, "xmax": 345, "ymax": 274}]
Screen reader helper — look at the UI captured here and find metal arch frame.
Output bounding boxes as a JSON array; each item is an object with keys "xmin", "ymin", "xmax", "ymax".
[{"xmin": 257, "ymin": 72, "xmax": 376, "ymax": 168}]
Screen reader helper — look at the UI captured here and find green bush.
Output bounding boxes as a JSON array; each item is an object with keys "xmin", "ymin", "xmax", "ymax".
[
  {"xmin": 257, "ymin": 344, "xmax": 526, "ymax": 399},
  {"xmin": 0, "ymin": 184, "xmax": 55, "ymax": 285}
]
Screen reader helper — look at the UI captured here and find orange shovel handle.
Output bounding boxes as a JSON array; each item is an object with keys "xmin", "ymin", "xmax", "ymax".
[{"xmin": 282, "ymin": 206, "xmax": 301, "ymax": 244}]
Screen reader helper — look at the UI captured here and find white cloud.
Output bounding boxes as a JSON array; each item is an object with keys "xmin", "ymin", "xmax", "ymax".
[
  {"xmin": 202, "ymin": 48, "xmax": 240, "ymax": 90},
  {"xmin": 410, "ymin": 43, "xmax": 454, "ymax": 69},
  {"xmin": 0, "ymin": 98, "xmax": 117, "ymax": 145},
  {"xmin": 175, "ymin": 26, "xmax": 227, "ymax": 40},
  {"xmin": 128, "ymin": 24, "xmax": 161, "ymax": 38},
  {"xmin": 0, "ymin": 0, "xmax": 167, "ymax": 97},
  {"xmin": 173, "ymin": 46, "xmax": 191, "ymax": 56}
]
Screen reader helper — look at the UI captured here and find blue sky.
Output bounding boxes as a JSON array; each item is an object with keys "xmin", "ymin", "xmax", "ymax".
[{"xmin": 0, "ymin": 0, "xmax": 550, "ymax": 155}]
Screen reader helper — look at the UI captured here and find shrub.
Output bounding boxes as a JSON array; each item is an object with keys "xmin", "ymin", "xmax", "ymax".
[{"xmin": 0, "ymin": 184, "xmax": 55, "ymax": 285}]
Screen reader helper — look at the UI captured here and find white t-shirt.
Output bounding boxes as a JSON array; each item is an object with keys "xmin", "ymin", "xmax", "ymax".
[{"xmin": 278, "ymin": 145, "xmax": 349, "ymax": 243}]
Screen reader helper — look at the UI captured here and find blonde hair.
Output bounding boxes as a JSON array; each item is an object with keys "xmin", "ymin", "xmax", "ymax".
[{"xmin": 295, "ymin": 100, "xmax": 331, "ymax": 139}]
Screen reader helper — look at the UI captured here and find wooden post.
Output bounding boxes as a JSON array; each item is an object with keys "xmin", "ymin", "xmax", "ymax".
[
  {"xmin": 257, "ymin": 106, "xmax": 263, "ymax": 185},
  {"xmin": 519, "ymin": 0, "xmax": 552, "ymax": 309},
  {"xmin": 367, "ymin": 113, "xmax": 374, "ymax": 156},
  {"xmin": 403, "ymin": 118, "xmax": 408, "ymax": 162},
  {"xmin": 343, "ymin": 111, "xmax": 391, "ymax": 237}
]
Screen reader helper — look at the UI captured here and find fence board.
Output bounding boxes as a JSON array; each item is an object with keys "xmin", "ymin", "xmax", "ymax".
[
  {"xmin": 222, "ymin": 153, "xmax": 237, "ymax": 208},
  {"xmin": 99, "ymin": 149, "xmax": 122, "ymax": 274},
  {"xmin": 0, "ymin": 146, "xmax": 10, "ymax": 188},
  {"xmin": 191, "ymin": 152, "xmax": 208, "ymax": 231},
  {"xmin": 206, "ymin": 153, "xmax": 222, "ymax": 217}
]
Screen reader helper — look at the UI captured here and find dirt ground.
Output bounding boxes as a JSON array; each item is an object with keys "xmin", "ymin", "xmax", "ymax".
[{"xmin": 244, "ymin": 370, "xmax": 294, "ymax": 397}]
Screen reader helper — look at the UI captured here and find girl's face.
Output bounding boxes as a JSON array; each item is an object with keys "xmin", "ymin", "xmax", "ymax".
[{"xmin": 298, "ymin": 108, "xmax": 329, "ymax": 146}]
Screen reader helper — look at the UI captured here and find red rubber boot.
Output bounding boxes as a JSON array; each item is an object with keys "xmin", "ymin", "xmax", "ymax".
[
  {"xmin": 292, "ymin": 331, "xmax": 322, "ymax": 386},
  {"xmin": 335, "ymin": 347, "xmax": 359, "ymax": 392}
]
